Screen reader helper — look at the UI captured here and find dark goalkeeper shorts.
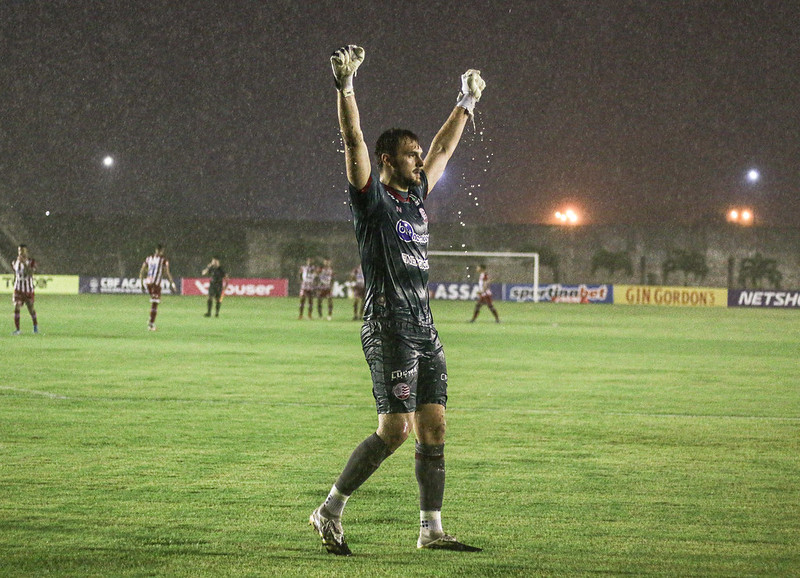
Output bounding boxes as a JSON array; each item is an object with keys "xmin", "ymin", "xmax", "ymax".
[{"xmin": 360, "ymin": 320, "xmax": 449, "ymax": 414}]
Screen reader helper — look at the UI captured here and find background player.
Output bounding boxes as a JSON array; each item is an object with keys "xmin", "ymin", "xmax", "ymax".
[
  {"xmin": 349, "ymin": 264, "xmax": 365, "ymax": 320},
  {"xmin": 11, "ymin": 244, "xmax": 38, "ymax": 335},
  {"xmin": 310, "ymin": 45, "xmax": 485, "ymax": 555},
  {"xmin": 202, "ymin": 256, "xmax": 229, "ymax": 317},
  {"xmin": 298, "ymin": 258, "xmax": 317, "ymax": 319},
  {"xmin": 470, "ymin": 264, "xmax": 500, "ymax": 323},
  {"xmin": 316, "ymin": 258, "xmax": 334, "ymax": 320},
  {"xmin": 138, "ymin": 243, "xmax": 177, "ymax": 331}
]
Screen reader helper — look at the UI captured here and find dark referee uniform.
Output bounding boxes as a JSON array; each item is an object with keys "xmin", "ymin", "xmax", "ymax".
[
  {"xmin": 350, "ymin": 168, "xmax": 448, "ymax": 414},
  {"xmin": 207, "ymin": 265, "xmax": 227, "ymax": 300}
]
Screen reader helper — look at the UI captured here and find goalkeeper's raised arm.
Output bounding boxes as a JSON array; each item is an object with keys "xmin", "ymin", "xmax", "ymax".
[
  {"xmin": 331, "ymin": 45, "xmax": 371, "ymax": 191},
  {"xmin": 423, "ymin": 69, "xmax": 486, "ymax": 192}
]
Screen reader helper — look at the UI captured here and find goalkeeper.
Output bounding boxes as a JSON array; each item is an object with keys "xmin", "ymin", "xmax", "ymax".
[{"xmin": 310, "ymin": 45, "xmax": 485, "ymax": 555}]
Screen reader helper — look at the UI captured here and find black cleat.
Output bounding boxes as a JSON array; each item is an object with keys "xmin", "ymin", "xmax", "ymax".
[
  {"xmin": 417, "ymin": 533, "xmax": 482, "ymax": 552},
  {"xmin": 309, "ymin": 507, "xmax": 352, "ymax": 556}
]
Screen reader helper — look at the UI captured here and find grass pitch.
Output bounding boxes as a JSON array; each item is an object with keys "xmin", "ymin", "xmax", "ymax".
[{"xmin": 1, "ymin": 295, "xmax": 798, "ymax": 576}]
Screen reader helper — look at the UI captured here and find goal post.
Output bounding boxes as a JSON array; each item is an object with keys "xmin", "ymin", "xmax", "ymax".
[{"xmin": 427, "ymin": 250, "xmax": 540, "ymax": 302}]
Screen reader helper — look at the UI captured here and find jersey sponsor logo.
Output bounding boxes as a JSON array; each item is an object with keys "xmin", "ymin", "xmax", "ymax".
[
  {"xmin": 396, "ymin": 220, "xmax": 429, "ymax": 244},
  {"xmin": 401, "ymin": 253, "xmax": 429, "ymax": 270},
  {"xmin": 391, "ymin": 368, "xmax": 418, "ymax": 381},
  {"xmin": 392, "ymin": 382, "xmax": 411, "ymax": 401}
]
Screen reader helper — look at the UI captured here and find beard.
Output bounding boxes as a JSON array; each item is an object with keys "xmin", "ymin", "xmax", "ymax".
[{"xmin": 397, "ymin": 170, "xmax": 421, "ymax": 189}]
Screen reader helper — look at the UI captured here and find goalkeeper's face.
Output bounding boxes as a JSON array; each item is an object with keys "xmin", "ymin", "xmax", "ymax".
[{"xmin": 385, "ymin": 138, "xmax": 424, "ymax": 190}]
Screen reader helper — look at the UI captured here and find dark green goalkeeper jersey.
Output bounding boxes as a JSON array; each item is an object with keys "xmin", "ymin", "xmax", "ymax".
[{"xmin": 349, "ymin": 169, "xmax": 432, "ymax": 325}]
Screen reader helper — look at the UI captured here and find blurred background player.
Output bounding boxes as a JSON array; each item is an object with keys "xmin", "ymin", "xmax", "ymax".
[
  {"xmin": 470, "ymin": 264, "xmax": 500, "ymax": 323},
  {"xmin": 316, "ymin": 258, "xmax": 334, "ymax": 320},
  {"xmin": 138, "ymin": 243, "xmax": 177, "ymax": 331},
  {"xmin": 349, "ymin": 264, "xmax": 365, "ymax": 320},
  {"xmin": 298, "ymin": 258, "xmax": 317, "ymax": 319},
  {"xmin": 11, "ymin": 244, "xmax": 38, "ymax": 335},
  {"xmin": 202, "ymin": 256, "xmax": 229, "ymax": 317}
]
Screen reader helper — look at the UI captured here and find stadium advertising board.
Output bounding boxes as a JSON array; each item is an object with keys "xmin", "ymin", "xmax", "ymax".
[
  {"xmin": 429, "ymin": 282, "xmax": 502, "ymax": 301},
  {"xmin": 728, "ymin": 289, "xmax": 800, "ymax": 308},
  {"xmin": 79, "ymin": 277, "xmax": 180, "ymax": 295},
  {"xmin": 182, "ymin": 277, "xmax": 288, "ymax": 297},
  {"xmin": 616, "ymin": 285, "xmax": 727, "ymax": 307},
  {"xmin": 0, "ymin": 274, "xmax": 79, "ymax": 294},
  {"xmin": 504, "ymin": 283, "xmax": 613, "ymax": 304}
]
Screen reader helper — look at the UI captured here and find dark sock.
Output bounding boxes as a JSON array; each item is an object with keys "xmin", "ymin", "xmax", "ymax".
[
  {"xmin": 335, "ymin": 433, "xmax": 393, "ymax": 496},
  {"xmin": 415, "ymin": 442, "xmax": 445, "ymax": 511}
]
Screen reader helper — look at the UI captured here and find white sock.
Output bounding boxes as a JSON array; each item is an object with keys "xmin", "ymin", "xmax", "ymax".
[
  {"xmin": 323, "ymin": 485, "xmax": 349, "ymax": 518},
  {"xmin": 420, "ymin": 510, "xmax": 443, "ymax": 536}
]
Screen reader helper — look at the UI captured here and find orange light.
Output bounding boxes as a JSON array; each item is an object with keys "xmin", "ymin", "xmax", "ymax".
[
  {"xmin": 554, "ymin": 208, "xmax": 580, "ymax": 225},
  {"xmin": 727, "ymin": 207, "xmax": 754, "ymax": 225}
]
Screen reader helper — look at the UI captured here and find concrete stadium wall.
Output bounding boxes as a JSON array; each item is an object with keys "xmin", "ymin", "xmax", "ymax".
[
  {"xmin": 245, "ymin": 221, "xmax": 800, "ymax": 292},
  {"xmin": 5, "ymin": 212, "xmax": 799, "ymax": 292}
]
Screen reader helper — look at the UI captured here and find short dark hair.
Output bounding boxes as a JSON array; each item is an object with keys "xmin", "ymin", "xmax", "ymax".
[
  {"xmin": 375, "ymin": 128, "xmax": 419, "ymax": 166},
  {"xmin": 18, "ymin": 244, "xmax": 27, "ymax": 250}
]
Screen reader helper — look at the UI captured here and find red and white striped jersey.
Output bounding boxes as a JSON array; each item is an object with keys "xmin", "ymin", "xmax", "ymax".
[
  {"xmin": 143, "ymin": 254, "xmax": 168, "ymax": 285},
  {"xmin": 477, "ymin": 271, "xmax": 491, "ymax": 296},
  {"xmin": 317, "ymin": 266, "xmax": 334, "ymax": 290},
  {"xmin": 12, "ymin": 258, "xmax": 36, "ymax": 293},
  {"xmin": 300, "ymin": 265, "xmax": 317, "ymax": 292}
]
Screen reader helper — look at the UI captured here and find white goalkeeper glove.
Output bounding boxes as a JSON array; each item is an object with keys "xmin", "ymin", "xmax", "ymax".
[
  {"xmin": 455, "ymin": 69, "xmax": 486, "ymax": 116},
  {"xmin": 330, "ymin": 45, "xmax": 365, "ymax": 98}
]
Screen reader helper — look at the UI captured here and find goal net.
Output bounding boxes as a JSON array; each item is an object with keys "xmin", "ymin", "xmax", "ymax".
[{"xmin": 427, "ymin": 251, "xmax": 540, "ymax": 302}]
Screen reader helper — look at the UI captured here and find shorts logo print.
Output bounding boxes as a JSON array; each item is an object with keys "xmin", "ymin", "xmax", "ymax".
[{"xmin": 392, "ymin": 382, "xmax": 411, "ymax": 400}]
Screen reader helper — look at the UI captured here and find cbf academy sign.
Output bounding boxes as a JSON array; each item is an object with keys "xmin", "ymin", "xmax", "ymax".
[{"xmin": 79, "ymin": 277, "xmax": 180, "ymax": 295}]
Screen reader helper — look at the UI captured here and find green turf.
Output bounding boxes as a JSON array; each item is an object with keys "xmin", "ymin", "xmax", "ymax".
[{"xmin": 1, "ymin": 295, "xmax": 798, "ymax": 576}]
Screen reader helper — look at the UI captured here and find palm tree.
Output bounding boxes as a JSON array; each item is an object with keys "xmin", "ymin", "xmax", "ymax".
[
  {"xmin": 738, "ymin": 253, "xmax": 783, "ymax": 289},
  {"xmin": 590, "ymin": 249, "xmax": 633, "ymax": 280},
  {"xmin": 662, "ymin": 249, "xmax": 709, "ymax": 286}
]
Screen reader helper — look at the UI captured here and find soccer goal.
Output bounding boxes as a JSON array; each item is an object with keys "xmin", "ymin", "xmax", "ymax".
[{"xmin": 427, "ymin": 250, "xmax": 540, "ymax": 302}]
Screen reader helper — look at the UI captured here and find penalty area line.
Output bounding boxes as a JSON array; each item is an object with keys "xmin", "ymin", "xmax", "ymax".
[{"xmin": 0, "ymin": 386, "xmax": 68, "ymax": 400}]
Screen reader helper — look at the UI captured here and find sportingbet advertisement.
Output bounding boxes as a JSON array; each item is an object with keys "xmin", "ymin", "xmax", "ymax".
[
  {"xmin": 505, "ymin": 283, "xmax": 613, "ymax": 304},
  {"xmin": 429, "ymin": 282, "xmax": 613, "ymax": 304},
  {"xmin": 182, "ymin": 277, "xmax": 288, "ymax": 297}
]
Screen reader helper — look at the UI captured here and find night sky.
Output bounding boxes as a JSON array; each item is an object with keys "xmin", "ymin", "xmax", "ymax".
[{"xmin": 2, "ymin": 1, "xmax": 799, "ymax": 226}]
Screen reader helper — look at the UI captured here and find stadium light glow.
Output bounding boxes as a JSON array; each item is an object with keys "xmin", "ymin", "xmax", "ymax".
[
  {"xmin": 727, "ymin": 207, "xmax": 754, "ymax": 225},
  {"xmin": 554, "ymin": 208, "xmax": 580, "ymax": 225}
]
